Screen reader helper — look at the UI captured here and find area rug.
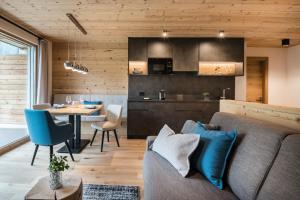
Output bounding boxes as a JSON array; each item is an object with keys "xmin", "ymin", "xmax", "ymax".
[{"xmin": 83, "ymin": 184, "xmax": 139, "ymax": 200}]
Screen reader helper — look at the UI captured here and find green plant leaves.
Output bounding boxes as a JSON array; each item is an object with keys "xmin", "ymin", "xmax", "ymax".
[{"xmin": 49, "ymin": 154, "xmax": 70, "ymax": 173}]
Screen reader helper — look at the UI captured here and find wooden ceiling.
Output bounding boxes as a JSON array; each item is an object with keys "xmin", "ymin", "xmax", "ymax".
[{"xmin": 1, "ymin": 0, "xmax": 300, "ymax": 47}]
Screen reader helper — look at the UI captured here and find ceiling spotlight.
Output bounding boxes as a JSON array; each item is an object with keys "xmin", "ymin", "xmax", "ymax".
[
  {"xmin": 162, "ymin": 30, "xmax": 168, "ymax": 38},
  {"xmin": 282, "ymin": 39, "xmax": 290, "ymax": 47},
  {"xmin": 219, "ymin": 30, "xmax": 225, "ymax": 38}
]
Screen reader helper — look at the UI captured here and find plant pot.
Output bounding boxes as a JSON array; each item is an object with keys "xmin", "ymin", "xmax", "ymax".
[{"xmin": 49, "ymin": 171, "xmax": 62, "ymax": 190}]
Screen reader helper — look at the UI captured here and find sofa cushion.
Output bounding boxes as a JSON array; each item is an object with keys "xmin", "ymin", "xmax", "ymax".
[
  {"xmin": 53, "ymin": 94, "xmax": 128, "ymax": 118},
  {"xmin": 152, "ymin": 124, "xmax": 200, "ymax": 177},
  {"xmin": 144, "ymin": 151, "xmax": 238, "ymax": 200},
  {"xmin": 191, "ymin": 123, "xmax": 237, "ymax": 189},
  {"xmin": 181, "ymin": 120, "xmax": 197, "ymax": 134},
  {"xmin": 181, "ymin": 120, "xmax": 220, "ymax": 134},
  {"xmin": 83, "ymin": 100, "xmax": 102, "ymax": 105},
  {"xmin": 257, "ymin": 134, "xmax": 300, "ymax": 200},
  {"xmin": 83, "ymin": 100, "xmax": 102, "ymax": 115},
  {"xmin": 210, "ymin": 112, "xmax": 297, "ymax": 200}
]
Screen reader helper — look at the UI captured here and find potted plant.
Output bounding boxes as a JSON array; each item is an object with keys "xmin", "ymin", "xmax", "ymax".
[{"xmin": 48, "ymin": 154, "xmax": 70, "ymax": 190}]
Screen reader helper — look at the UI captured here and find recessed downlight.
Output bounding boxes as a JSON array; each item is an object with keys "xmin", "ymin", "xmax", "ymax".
[
  {"xmin": 219, "ymin": 30, "xmax": 225, "ymax": 38},
  {"xmin": 162, "ymin": 30, "xmax": 168, "ymax": 38}
]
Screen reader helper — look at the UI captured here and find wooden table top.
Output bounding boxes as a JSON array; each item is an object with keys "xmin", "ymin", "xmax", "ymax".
[
  {"xmin": 47, "ymin": 105, "xmax": 103, "ymax": 115},
  {"xmin": 25, "ymin": 175, "xmax": 82, "ymax": 200}
]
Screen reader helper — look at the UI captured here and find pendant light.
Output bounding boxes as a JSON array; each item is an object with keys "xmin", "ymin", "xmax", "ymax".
[
  {"xmin": 78, "ymin": 41, "xmax": 84, "ymax": 74},
  {"xmin": 65, "ymin": 13, "xmax": 89, "ymax": 74},
  {"xmin": 72, "ymin": 30, "xmax": 79, "ymax": 72},
  {"xmin": 64, "ymin": 22, "xmax": 73, "ymax": 70}
]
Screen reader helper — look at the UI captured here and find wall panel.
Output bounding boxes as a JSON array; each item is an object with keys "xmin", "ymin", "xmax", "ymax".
[{"xmin": 52, "ymin": 42, "xmax": 128, "ymax": 95}]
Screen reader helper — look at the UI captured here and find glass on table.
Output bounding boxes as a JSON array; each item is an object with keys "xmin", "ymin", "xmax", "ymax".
[{"xmin": 66, "ymin": 96, "xmax": 72, "ymax": 105}]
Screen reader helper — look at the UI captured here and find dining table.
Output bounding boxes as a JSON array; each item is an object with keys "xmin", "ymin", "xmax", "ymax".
[{"xmin": 46, "ymin": 104, "xmax": 103, "ymax": 154}]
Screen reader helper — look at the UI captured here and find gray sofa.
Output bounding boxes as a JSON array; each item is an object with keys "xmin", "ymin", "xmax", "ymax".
[{"xmin": 144, "ymin": 112, "xmax": 300, "ymax": 200}]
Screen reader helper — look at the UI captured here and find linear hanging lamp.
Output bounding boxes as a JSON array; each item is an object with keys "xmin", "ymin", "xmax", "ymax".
[{"xmin": 64, "ymin": 13, "xmax": 88, "ymax": 74}]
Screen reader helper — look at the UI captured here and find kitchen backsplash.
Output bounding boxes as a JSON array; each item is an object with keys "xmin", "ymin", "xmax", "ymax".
[{"xmin": 128, "ymin": 74, "xmax": 235, "ymax": 100}]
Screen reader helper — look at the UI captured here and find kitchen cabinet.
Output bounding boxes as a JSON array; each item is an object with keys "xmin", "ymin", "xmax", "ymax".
[
  {"xmin": 147, "ymin": 39, "xmax": 172, "ymax": 58},
  {"xmin": 128, "ymin": 38, "xmax": 148, "ymax": 61},
  {"xmin": 199, "ymin": 38, "xmax": 244, "ymax": 62},
  {"xmin": 172, "ymin": 38, "xmax": 199, "ymax": 71},
  {"xmin": 173, "ymin": 102, "xmax": 219, "ymax": 131},
  {"xmin": 127, "ymin": 101, "xmax": 219, "ymax": 139}
]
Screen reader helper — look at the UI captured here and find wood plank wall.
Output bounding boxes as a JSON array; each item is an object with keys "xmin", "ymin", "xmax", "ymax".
[
  {"xmin": 52, "ymin": 42, "xmax": 128, "ymax": 95},
  {"xmin": 220, "ymin": 100, "xmax": 300, "ymax": 131},
  {"xmin": 0, "ymin": 55, "xmax": 27, "ymax": 124}
]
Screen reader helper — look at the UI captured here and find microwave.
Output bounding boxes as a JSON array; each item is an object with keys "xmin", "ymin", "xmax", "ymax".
[{"xmin": 148, "ymin": 58, "xmax": 173, "ymax": 74}]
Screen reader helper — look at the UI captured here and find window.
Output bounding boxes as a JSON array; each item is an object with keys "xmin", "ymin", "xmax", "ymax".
[{"xmin": 0, "ymin": 32, "xmax": 36, "ymax": 149}]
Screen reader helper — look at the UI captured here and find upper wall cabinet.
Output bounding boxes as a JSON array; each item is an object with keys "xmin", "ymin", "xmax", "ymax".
[
  {"xmin": 128, "ymin": 38, "xmax": 148, "ymax": 61},
  {"xmin": 171, "ymin": 38, "xmax": 199, "ymax": 71},
  {"xmin": 199, "ymin": 38, "xmax": 244, "ymax": 62},
  {"xmin": 147, "ymin": 39, "xmax": 172, "ymax": 58}
]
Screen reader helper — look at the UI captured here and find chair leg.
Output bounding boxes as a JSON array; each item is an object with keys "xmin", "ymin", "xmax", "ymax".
[
  {"xmin": 50, "ymin": 145, "xmax": 53, "ymax": 162},
  {"xmin": 65, "ymin": 141, "xmax": 75, "ymax": 161},
  {"xmin": 107, "ymin": 131, "xmax": 109, "ymax": 142},
  {"xmin": 114, "ymin": 129, "xmax": 120, "ymax": 147},
  {"xmin": 101, "ymin": 131, "xmax": 105, "ymax": 152},
  {"xmin": 90, "ymin": 129, "xmax": 98, "ymax": 146},
  {"xmin": 31, "ymin": 144, "xmax": 39, "ymax": 166}
]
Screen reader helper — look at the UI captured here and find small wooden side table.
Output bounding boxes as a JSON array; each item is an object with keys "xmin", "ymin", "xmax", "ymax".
[{"xmin": 25, "ymin": 175, "xmax": 82, "ymax": 200}]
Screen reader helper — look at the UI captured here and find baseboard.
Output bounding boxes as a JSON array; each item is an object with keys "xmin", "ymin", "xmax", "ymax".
[{"xmin": 0, "ymin": 136, "xmax": 29, "ymax": 155}]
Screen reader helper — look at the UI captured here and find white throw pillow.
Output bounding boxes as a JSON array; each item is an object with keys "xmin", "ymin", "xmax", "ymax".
[{"xmin": 152, "ymin": 124, "xmax": 200, "ymax": 177}]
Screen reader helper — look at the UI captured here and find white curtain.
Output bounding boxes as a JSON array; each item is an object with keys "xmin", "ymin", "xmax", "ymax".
[{"xmin": 36, "ymin": 39, "xmax": 52, "ymax": 104}]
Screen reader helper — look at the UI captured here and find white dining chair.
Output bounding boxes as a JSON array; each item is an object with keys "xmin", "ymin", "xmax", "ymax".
[{"xmin": 90, "ymin": 104, "xmax": 122, "ymax": 152}]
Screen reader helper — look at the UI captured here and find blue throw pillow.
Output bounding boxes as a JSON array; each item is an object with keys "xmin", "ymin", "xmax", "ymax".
[
  {"xmin": 83, "ymin": 100, "xmax": 102, "ymax": 115},
  {"xmin": 83, "ymin": 100, "xmax": 102, "ymax": 105},
  {"xmin": 191, "ymin": 122, "xmax": 237, "ymax": 189}
]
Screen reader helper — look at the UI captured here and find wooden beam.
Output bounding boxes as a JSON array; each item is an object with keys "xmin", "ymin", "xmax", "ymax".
[{"xmin": 66, "ymin": 13, "xmax": 87, "ymax": 35}]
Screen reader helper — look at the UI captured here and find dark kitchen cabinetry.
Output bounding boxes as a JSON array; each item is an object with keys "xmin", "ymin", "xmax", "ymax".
[
  {"xmin": 172, "ymin": 38, "xmax": 199, "ymax": 71},
  {"xmin": 173, "ymin": 102, "xmax": 218, "ymax": 131},
  {"xmin": 147, "ymin": 39, "xmax": 172, "ymax": 58},
  {"xmin": 199, "ymin": 38, "xmax": 244, "ymax": 62},
  {"xmin": 128, "ymin": 38, "xmax": 148, "ymax": 61},
  {"xmin": 127, "ymin": 101, "xmax": 219, "ymax": 139}
]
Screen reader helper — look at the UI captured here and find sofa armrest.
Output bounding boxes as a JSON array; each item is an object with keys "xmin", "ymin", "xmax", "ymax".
[{"xmin": 146, "ymin": 136, "xmax": 157, "ymax": 151}]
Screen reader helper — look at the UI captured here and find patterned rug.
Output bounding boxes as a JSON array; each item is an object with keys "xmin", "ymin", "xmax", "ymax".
[{"xmin": 83, "ymin": 184, "xmax": 139, "ymax": 200}]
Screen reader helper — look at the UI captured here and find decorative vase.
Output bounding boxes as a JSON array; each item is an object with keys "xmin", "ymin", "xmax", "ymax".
[{"xmin": 49, "ymin": 171, "xmax": 62, "ymax": 190}]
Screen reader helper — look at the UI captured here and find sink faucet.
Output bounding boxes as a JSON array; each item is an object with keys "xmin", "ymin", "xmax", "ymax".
[{"xmin": 220, "ymin": 88, "xmax": 231, "ymax": 100}]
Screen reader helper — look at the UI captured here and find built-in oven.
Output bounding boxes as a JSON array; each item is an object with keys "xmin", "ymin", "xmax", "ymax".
[{"xmin": 148, "ymin": 58, "xmax": 173, "ymax": 74}]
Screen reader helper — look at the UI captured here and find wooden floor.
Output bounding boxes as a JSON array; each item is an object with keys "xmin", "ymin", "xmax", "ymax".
[{"xmin": 0, "ymin": 124, "xmax": 146, "ymax": 200}]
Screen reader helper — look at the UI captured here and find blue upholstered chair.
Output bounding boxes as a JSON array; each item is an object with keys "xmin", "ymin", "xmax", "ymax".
[{"xmin": 24, "ymin": 109, "xmax": 75, "ymax": 165}]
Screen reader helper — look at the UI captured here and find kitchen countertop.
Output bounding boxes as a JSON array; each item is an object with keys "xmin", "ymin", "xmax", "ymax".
[{"xmin": 128, "ymin": 96, "xmax": 220, "ymax": 103}]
